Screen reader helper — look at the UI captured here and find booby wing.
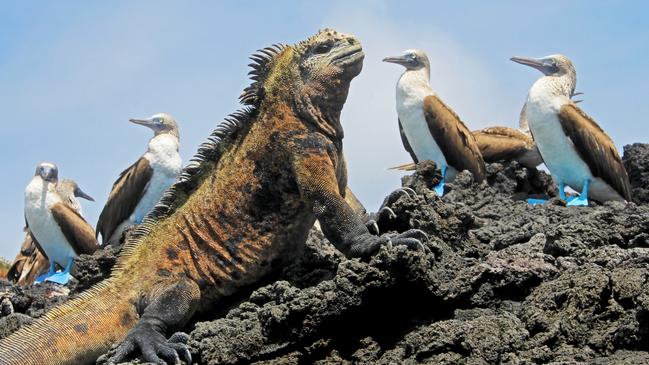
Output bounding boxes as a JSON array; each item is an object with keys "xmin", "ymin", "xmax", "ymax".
[
  {"xmin": 473, "ymin": 127, "xmax": 532, "ymax": 163},
  {"xmin": 557, "ymin": 103, "xmax": 632, "ymax": 201},
  {"xmin": 96, "ymin": 158, "xmax": 153, "ymax": 242},
  {"xmin": 423, "ymin": 95, "xmax": 486, "ymax": 181},
  {"xmin": 7, "ymin": 231, "xmax": 49, "ymax": 285},
  {"xmin": 51, "ymin": 203, "xmax": 98, "ymax": 255},
  {"xmin": 398, "ymin": 119, "xmax": 419, "ymax": 164}
]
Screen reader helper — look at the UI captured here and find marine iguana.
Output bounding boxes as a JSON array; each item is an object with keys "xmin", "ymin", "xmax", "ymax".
[{"xmin": 0, "ymin": 29, "xmax": 426, "ymax": 365}]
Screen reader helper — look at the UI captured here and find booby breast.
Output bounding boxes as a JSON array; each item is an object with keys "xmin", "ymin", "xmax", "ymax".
[
  {"xmin": 24, "ymin": 178, "xmax": 75, "ymax": 267},
  {"xmin": 396, "ymin": 71, "xmax": 449, "ymax": 170}
]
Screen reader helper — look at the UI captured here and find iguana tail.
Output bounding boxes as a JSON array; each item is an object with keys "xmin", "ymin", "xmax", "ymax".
[{"xmin": 0, "ymin": 279, "xmax": 137, "ymax": 365}]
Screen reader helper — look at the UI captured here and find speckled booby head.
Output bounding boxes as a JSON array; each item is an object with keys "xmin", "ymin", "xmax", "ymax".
[
  {"xmin": 34, "ymin": 162, "xmax": 58, "ymax": 183},
  {"xmin": 510, "ymin": 54, "xmax": 575, "ymax": 77},
  {"xmin": 129, "ymin": 112, "xmax": 179, "ymax": 138},
  {"xmin": 382, "ymin": 49, "xmax": 430, "ymax": 73}
]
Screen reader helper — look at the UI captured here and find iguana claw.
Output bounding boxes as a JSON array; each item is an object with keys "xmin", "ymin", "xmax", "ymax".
[
  {"xmin": 103, "ymin": 323, "xmax": 191, "ymax": 365},
  {"xmin": 378, "ymin": 206, "xmax": 397, "ymax": 220},
  {"xmin": 387, "ymin": 229, "xmax": 428, "ymax": 251},
  {"xmin": 365, "ymin": 219, "xmax": 380, "ymax": 235}
]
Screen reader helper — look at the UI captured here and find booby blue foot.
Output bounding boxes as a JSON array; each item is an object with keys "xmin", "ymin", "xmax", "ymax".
[
  {"xmin": 433, "ymin": 166, "xmax": 447, "ymax": 196},
  {"xmin": 44, "ymin": 257, "xmax": 74, "ymax": 285},
  {"xmin": 526, "ymin": 198, "xmax": 547, "ymax": 205},
  {"xmin": 566, "ymin": 180, "xmax": 590, "ymax": 207},
  {"xmin": 567, "ymin": 195, "xmax": 588, "ymax": 206},
  {"xmin": 433, "ymin": 182, "xmax": 445, "ymax": 196},
  {"xmin": 34, "ymin": 262, "xmax": 57, "ymax": 284},
  {"xmin": 45, "ymin": 271, "xmax": 72, "ymax": 285}
]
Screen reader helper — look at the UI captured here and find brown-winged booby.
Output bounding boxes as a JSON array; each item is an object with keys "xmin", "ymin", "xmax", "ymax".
[
  {"xmin": 96, "ymin": 113, "xmax": 182, "ymax": 245},
  {"xmin": 383, "ymin": 49, "xmax": 486, "ymax": 195},
  {"xmin": 24, "ymin": 163, "xmax": 98, "ymax": 284},
  {"xmin": 9, "ymin": 179, "xmax": 94, "ymax": 285},
  {"xmin": 511, "ymin": 54, "xmax": 631, "ymax": 205}
]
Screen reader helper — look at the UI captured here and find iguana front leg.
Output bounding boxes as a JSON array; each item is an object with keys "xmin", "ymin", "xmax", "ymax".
[
  {"xmin": 103, "ymin": 278, "xmax": 200, "ymax": 365},
  {"xmin": 293, "ymin": 138, "xmax": 426, "ymax": 258}
]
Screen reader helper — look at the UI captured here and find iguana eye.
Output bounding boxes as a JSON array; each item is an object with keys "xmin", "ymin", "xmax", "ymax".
[{"xmin": 314, "ymin": 43, "xmax": 332, "ymax": 54}]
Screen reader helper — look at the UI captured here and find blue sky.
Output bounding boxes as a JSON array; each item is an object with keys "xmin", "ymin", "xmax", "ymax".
[{"xmin": 1, "ymin": 1, "xmax": 648, "ymax": 259}]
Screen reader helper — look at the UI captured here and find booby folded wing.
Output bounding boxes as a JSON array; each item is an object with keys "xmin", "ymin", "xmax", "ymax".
[
  {"xmin": 558, "ymin": 103, "xmax": 632, "ymax": 201},
  {"xmin": 473, "ymin": 127, "xmax": 532, "ymax": 163},
  {"xmin": 51, "ymin": 203, "xmax": 98, "ymax": 255},
  {"xmin": 96, "ymin": 157, "xmax": 153, "ymax": 242},
  {"xmin": 398, "ymin": 119, "xmax": 419, "ymax": 164},
  {"xmin": 423, "ymin": 95, "xmax": 486, "ymax": 181},
  {"xmin": 7, "ymin": 231, "xmax": 49, "ymax": 284}
]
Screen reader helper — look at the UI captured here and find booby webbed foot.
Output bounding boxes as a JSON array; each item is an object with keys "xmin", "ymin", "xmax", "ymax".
[
  {"xmin": 44, "ymin": 257, "xmax": 74, "ymax": 285},
  {"xmin": 433, "ymin": 166, "xmax": 447, "ymax": 196},
  {"xmin": 567, "ymin": 195, "xmax": 589, "ymax": 206},
  {"xmin": 433, "ymin": 182, "xmax": 445, "ymax": 196},
  {"xmin": 34, "ymin": 261, "xmax": 57, "ymax": 284},
  {"xmin": 104, "ymin": 325, "xmax": 192, "ymax": 365},
  {"xmin": 527, "ymin": 198, "xmax": 548, "ymax": 205},
  {"xmin": 566, "ymin": 180, "xmax": 590, "ymax": 207}
]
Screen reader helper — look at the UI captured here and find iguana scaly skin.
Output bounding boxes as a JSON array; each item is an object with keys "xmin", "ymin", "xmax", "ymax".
[{"xmin": 0, "ymin": 29, "xmax": 425, "ymax": 365}]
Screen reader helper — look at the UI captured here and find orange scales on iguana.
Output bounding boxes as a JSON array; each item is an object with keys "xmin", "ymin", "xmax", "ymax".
[{"xmin": 0, "ymin": 28, "xmax": 426, "ymax": 365}]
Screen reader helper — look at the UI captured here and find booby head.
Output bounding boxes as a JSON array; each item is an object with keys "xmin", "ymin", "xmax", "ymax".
[
  {"xmin": 383, "ymin": 49, "xmax": 430, "ymax": 72},
  {"xmin": 34, "ymin": 162, "xmax": 58, "ymax": 183},
  {"xmin": 510, "ymin": 54, "xmax": 575, "ymax": 77},
  {"xmin": 129, "ymin": 113, "xmax": 179, "ymax": 138},
  {"xmin": 58, "ymin": 179, "xmax": 95, "ymax": 202}
]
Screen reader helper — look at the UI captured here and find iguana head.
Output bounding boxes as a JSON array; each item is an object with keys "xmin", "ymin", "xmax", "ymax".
[{"xmin": 241, "ymin": 28, "xmax": 364, "ymax": 139}]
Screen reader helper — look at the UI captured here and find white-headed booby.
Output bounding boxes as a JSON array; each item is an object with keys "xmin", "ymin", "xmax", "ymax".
[
  {"xmin": 96, "ymin": 113, "xmax": 182, "ymax": 245},
  {"xmin": 383, "ymin": 49, "xmax": 486, "ymax": 195},
  {"xmin": 511, "ymin": 54, "xmax": 631, "ymax": 205},
  {"xmin": 24, "ymin": 163, "xmax": 98, "ymax": 284},
  {"xmin": 9, "ymin": 178, "xmax": 94, "ymax": 285}
]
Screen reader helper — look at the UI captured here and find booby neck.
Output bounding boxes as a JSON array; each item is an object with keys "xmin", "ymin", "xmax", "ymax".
[
  {"xmin": 527, "ymin": 73, "xmax": 576, "ymax": 108},
  {"xmin": 146, "ymin": 133, "xmax": 180, "ymax": 160},
  {"xmin": 396, "ymin": 67, "xmax": 434, "ymax": 99}
]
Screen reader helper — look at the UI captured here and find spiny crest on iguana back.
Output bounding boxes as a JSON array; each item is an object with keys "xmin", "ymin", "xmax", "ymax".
[{"xmin": 116, "ymin": 28, "xmax": 359, "ymax": 265}]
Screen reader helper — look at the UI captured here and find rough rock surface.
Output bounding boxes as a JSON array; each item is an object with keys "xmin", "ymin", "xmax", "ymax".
[{"xmin": 2, "ymin": 143, "xmax": 649, "ymax": 364}]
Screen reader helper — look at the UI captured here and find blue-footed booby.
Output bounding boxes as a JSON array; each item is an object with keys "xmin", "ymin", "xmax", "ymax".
[
  {"xmin": 511, "ymin": 54, "xmax": 631, "ymax": 205},
  {"xmin": 9, "ymin": 179, "xmax": 94, "ymax": 285},
  {"xmin": 24, "ymin": 163, "xmax": 98, "ymax": 284},
  {"xmin": 383, "ymin": 49, "xmax": 486, "ymax": 195},
  {"xmin": 96, "ymin": 113, "xmax": 182, "ymax": 245}
]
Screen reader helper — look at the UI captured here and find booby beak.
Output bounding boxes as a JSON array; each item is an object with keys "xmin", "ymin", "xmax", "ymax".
[
  {"xmin": 382, "ymin": 55, "xmax": 410, "ymax": 66},
  {"xmin": 74, "ymin": 186, "xmax": 95, "ymax": 202},
  {"xmin": 510, "ymin": 56, "xmax": 558, "ymax": 76},
  {"xmin": 129, "ymin": 117, "xmax": 156, "ymax": 129},
  {"xmin": 37, "ymin": 163, "xmax": 59, "ymax": 183}
]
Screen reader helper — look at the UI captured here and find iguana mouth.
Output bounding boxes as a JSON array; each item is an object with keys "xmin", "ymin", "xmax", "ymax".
[{"xmin": 332, "ymin": 45, "xmax": 364, "ymax": 66}]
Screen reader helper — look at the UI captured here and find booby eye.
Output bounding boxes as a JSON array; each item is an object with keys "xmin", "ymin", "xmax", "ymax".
[{"xmin": 314, "ymin": 43, "xmax": 332, "ymax": 54}]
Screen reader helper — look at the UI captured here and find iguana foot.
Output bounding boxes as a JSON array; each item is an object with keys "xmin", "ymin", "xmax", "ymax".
[
  {"xmin": 384, "ymin": 187, "xmax": 417, "ymax": 205},
  {"xmin": 365, "ymin": 219, "xmax": 380, "ymax": 235},
  {"xmin": 104, "ymin": 323, "xmax": 191, "ymax": 365},
  {"xmin": 348, "ymin": 229, "xmax": 428, "ymax": 258},
  {"xmin": 373, "ymin": 187, "xmax": 418, "ymax": 223},
  {"xmin": 387, "ymin": 229, "xmax": 428, "ymax": 251}
]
